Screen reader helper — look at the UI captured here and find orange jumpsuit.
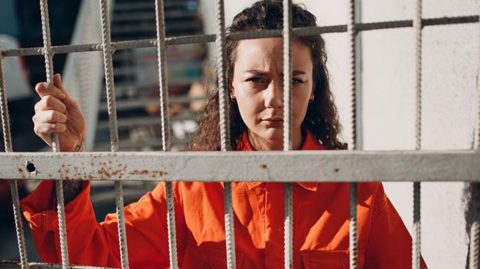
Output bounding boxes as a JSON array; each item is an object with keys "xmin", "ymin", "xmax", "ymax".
[{"xmin": 21, "ymin": 130, "xmax": 427, "ymax": 268}]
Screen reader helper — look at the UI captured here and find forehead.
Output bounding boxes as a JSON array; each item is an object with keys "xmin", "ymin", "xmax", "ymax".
[{"xmin": 234, "ymin": 38, "xmax": 312, "ymax": 70}]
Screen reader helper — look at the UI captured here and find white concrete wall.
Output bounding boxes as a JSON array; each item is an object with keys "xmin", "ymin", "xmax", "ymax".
[{"xmin": 199, "ymin": 0, "xmax": 479, "ymax": 268}]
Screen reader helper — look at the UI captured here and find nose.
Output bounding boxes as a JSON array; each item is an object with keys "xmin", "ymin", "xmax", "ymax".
[{"xmin": 264, "ymin": 78, "xmax": 283, "ymax": 109}]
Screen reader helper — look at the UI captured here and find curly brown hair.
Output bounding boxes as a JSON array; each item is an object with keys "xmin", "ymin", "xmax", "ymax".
[{"xmin": 188, "ymin": 0, "xmax": 346, "ymax": 151}]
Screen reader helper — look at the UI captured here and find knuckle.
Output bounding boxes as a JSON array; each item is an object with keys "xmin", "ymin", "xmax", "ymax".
[
  {"xmin": 33, "ymin": 125, "xmax": 41, "ymax": 135},
  {"xmin": 59, "ymin": 103, "xmax": 67, "ymax": 113},
  {"xmin": 60, "ymin": 114, "xmax": 67, "ymax": 123},
  {"xmin": 34, "ymin": 102, "xmax": 40, "ymax": 112},
  {"xmin": 38, "ymin": 97, "xmax": 48, "ymax": 110},
  {"xmin": 46, "ymin": 110, "xmax": 56, "ymax": 121},
  {"xmin": 46, "ymin": 83, "xmax": 54, "ymax": 91},
  {"xmin": 44, "ymin": 96, "xmax": 54, "ymax": 107},
  {"xmin": 42, "ymin": 110, "xmax": 53, "ymax": 122}
]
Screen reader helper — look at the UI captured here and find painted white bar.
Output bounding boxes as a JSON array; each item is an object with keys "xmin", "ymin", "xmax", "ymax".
[{"xmin": 0, "ymin": 151, "xmax": 478, "ymax": 182}]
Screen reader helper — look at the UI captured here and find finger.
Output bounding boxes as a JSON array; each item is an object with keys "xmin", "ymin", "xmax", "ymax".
[
  {"xmin": 33, "ymin": 110, "xmax": 68, "ymax": 125},
  {"xmin": 33, "ymin": 123, "xmax": 67, "ymax": 138},
  {"xmin": 34, "ymin": 95, "xmax": 67, "ymax": 114},
  {"xmin": 35, "ymin": 81, "xmax": 66, "ymax": 100},
  {"xmin": 53, "ymin": 73, "xmax": 81, "ymax": 109},
  {"xmin": 53, "ymin": 73, "xmax": 69, "ymax": 95}
]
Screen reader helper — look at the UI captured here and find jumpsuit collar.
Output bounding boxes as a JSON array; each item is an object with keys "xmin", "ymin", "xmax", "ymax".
[{"xmin": 236, "ymin": 129, "xmax": 326, "ymax": 192}]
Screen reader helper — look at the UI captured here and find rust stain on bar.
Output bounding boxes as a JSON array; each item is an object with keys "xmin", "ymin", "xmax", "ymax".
[{"xmin": 129, "ymin": 169, "xmax": 168, "ymax": 178}]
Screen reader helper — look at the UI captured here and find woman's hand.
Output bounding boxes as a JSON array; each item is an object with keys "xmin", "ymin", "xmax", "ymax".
[{"xmin": 33, "ymin": 74, "xmax": 86, "ymax": 152}]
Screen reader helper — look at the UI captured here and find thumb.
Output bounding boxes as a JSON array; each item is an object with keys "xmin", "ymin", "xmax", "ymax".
[
  {"xmin": 53, "ymin": 73, "xmax": 69, "ymax": 96},
  {"xmin": 53, "ymin": 73, "xmax": 80, "ymax": 109}
]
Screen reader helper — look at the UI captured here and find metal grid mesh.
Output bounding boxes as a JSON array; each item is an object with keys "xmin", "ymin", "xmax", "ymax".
[{"xmin": 0, "ymin": 1, "xmax": 478, "ymax": 268}]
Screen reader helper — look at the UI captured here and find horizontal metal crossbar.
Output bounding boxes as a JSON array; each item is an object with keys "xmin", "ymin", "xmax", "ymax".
[
  {"xmin": 2, "ymin": 15, "xmax": 478, "ymax": 57},
  {"xmin": 0, "ymin": 151, "xmax": 478, "ymax": 182}
]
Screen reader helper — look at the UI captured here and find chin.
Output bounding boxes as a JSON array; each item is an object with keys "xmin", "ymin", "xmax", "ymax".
[{"xmin": 259, "ymin": 128, "xmax": 283, "ymax": 141}]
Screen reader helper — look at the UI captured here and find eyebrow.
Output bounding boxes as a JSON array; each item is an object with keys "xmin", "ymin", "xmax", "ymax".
[{"xmin": 244, "ymin": 70, "xmax": 307, "ymax": 76}]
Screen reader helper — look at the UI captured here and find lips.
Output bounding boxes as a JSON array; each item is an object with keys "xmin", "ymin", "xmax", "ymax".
[
  {"xmin": 262, "ymin": 117, "xmax": 284, "ymax": 127},
  {"xmin": 263, "ymin": 117, "xmax": 283, "ymax": 122}
]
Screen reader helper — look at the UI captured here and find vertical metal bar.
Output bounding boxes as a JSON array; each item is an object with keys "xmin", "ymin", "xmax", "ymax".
[
  {"xmin": 347, "ymin": 0, "xmax": 358, "ymax": 268},
  {"xmin": 468, "ymin": 4, "xmax": 480, "ymax": 268},
  {"xmin": 282, "ymin": 0, "xmax": 293, "ymax": 268},
  {"xmin": 154, "ymin": 0, "xmax": 178, "ymax": 268},
  {"xmin": 470, "ymin": 185, "xmax": 480, "ymax": 269},
  {"xmin": 214, "ymin": 0, "xmax": 235, "ymax": 267},
  {"xmin": 39, "ymin": 1, "xmax": 70, "ymax": 268},
  {"xmin": 215, "ymin": 0, "xmax": 230, "ymax": 150},
  {"xmin": 349, "ymin": 183, "xmax": 358, "ymax": 266},
  {"xmin": 354, "ymin": 0, "xmax": 363, "ymax": 151},
  {"xmin": 413, "ymin": 0, "xmax": 423, "ymax": 268},
  {"xmin": 0, "ymin": 44, "xmax": 29, "ymax": 269},
  {"xmin": 413, "ymin": 182, "xmax": 421, "ymax": 268},
  {"xmin": 284, "ymin": 182, "xmax": 293, "ymax": 269},
  {"xmin": 39, "ymin": 0, "xmax": 59, "ymax": 152},
  {"xmin": 154, "ymin": 2, "xmax": 170, "ymax": 152},
  {"xmin": 98, "ymin": 0, "xmax": 129, "ymax": 268}
]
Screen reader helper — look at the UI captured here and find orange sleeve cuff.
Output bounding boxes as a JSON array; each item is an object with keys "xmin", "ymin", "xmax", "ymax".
[{"xmin": 21, "ymin": 180, "xmax": 94, "ymax": 232}]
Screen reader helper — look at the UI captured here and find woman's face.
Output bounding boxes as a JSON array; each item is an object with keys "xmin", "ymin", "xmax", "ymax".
[{"xmin": 230, "ymin": 38, "xmax": 314, "ymax": 150}]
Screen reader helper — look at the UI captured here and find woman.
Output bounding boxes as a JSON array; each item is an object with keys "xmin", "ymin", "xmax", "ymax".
[{"xmin": 22, "ymin": 1, "xmax": 426, "ymax": 268}]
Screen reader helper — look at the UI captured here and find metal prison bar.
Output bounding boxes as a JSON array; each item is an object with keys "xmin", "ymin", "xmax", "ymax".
[
  {"xmin": 0, "ymin": 1, "xmax": 479, "ymax": 269},
  {"xmin": 213, "ymin": 0, "xmax": 237, "ymax": 269},
  {"xmin": 413, "ymin": 0, "xmax": 423, "ymax": 268},
  {"xmin": 346, "ymin": 0, "xmax": 358, "ymax": 268},
  {"xmin": 282, "ymin": 0, "xmax": 293, "ymax": 268},
  {"xmin": 98, "ymin": 0, "xmax": 130, "ymax": 268},
  {"xmin": 38, "ymin": 0, "xmax": 70, "ymax": 268},
  {"xmin": 0, "ymin": 44, "xmax": 28, "ymax": 269}
]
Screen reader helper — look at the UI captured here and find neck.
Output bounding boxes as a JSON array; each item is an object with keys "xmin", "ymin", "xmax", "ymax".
[{"xmin": 248, "ymin": 128, "xmax": 304, "ymax": 151}]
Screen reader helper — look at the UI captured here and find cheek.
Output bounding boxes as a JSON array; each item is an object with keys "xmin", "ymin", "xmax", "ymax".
[
  {"xmin": 235, "ymin": 93, "xmax": 260, "ymax": 124},
  {"xmin": 293, "ymin": 101, "xmax": 310, "ymax": 126},
  {"xmin": 235, "ymin": 87, "xmax": 263, "ymax": 115},
  {"xmin": 293, "ymin": 87, "xmax": 313, "ymax": 125}
]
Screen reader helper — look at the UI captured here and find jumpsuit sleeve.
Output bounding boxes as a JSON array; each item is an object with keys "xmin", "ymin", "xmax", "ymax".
[
  {"xmin": 364, "ymin": 183, "xmax": 428, "ymax": 269},
  {"xmin": 21, "ymin": 180, "xmax": 186, "ymax": 268}
]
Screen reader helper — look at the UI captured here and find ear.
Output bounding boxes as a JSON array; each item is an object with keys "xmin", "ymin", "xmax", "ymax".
[{"xmin": 229, "ymin": 81, "xmax": 236, "ymax": 100}]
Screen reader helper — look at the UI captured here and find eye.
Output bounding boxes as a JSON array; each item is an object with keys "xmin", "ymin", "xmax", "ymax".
[
  {"xmin": 292, "ymin": 78, "xmax": 305, "ymax": 85},
  {"xmin": 245, "ymin": 76, "xmax": 268, "ymax": 84}
]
